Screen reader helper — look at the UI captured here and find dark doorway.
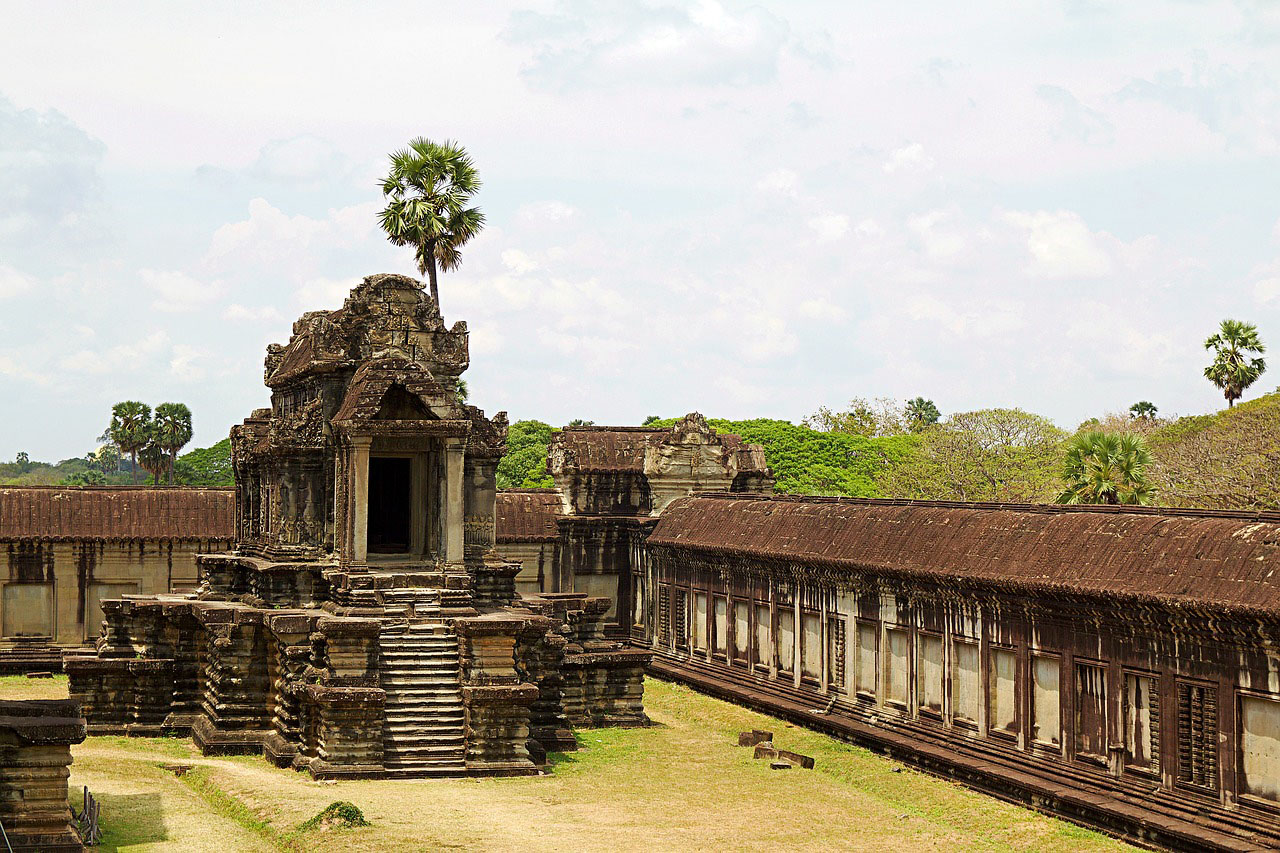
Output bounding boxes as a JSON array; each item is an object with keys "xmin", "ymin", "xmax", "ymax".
[{"xmin": 368, "ymin": 456, "xmax": 412, "ymax": 553}]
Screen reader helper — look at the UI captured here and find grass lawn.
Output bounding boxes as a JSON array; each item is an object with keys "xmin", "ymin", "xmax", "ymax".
[{"xmin": 1, "ymin": 674, "xmax": 1132, "ymax": 852}]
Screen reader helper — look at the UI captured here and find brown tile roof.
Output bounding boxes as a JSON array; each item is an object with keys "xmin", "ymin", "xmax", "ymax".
[
  {"xmin": 495, "ymin": 489, "xmax": 563, "ymax": 543},
  {"xmin": 648, "ymin": 494, "xmax": 1280, "ymax": 618},
  {"xmin": 0, "ymin": 487, "xmax": 235, "ymax": 541}
]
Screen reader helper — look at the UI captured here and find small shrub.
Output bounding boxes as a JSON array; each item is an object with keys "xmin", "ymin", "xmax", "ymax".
[{"xmin": 299, "ymin": 801, "xmax": 369, "ymax": 832}]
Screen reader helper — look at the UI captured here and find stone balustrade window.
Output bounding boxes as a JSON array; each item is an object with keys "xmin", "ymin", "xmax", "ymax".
[
  {"xmin": 734, "ymin": 601, "xmax": 751, "ymax": 665},
  {"xmin": 855, "ymin": 621, "xmax": 877, "ymax": 699},
  {"xmin": 777, "ymin": 609, "xmax": 796, "ymax": 675},
  {"xmin": 951, "ymin": 639, "xmax": 980, "ymax": 726},
  {"xmin": 885, "ymin": 628, "xmax": 909, "ymax": 707},
  {"xmin": 692, "ymin": 592, "xmax": 707, "ymax": 653},
  {"xmin": 827, "ymin": 616, "xmax": 847, "ymax": 692},
  {"xmin": 1240, "ymin": 693, "xmax": 1280, "ymax": 803},
  {"xmin": 753, "ymin": 604, "xmax": 770, "ymax": 671},
  {"xmin": 1032, "ymin": 654, "xmax": 1062, "ymax": 749},
  {"xmin": 800, "ymin": 613, "xmax": 821, "ymax": 681},
  {"xmin": 989, "ymin": 647, "xmax": 1018, "ymax": 738},
  {"xmin": 917, "ymin": 633, "xmax": 944, "ymax": 716},
  {"xmin": 1123, "ymin": 672, "xmax": 1159, "ymax": 773},
  {"xmin": 1075, "ymin": 663, "xmax": 1107, "ymax": 762},
  {"xmin": 713, "ymin": 597, "xmax": 728, "ymax": 657}
]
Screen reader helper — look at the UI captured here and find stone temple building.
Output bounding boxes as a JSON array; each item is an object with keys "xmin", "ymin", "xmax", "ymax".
[
  {"xmin": 496, "ymin": 414, "xmax": 773, "ymax": 636},
  {"xmin": 66, "ymin": 273, "xmax": 648, "ymax": 778}
]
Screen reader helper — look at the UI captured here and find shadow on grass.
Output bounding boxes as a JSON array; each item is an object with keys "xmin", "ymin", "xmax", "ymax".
[{"xmin": 79, "ymin": 791, "xmax": 170, "ymax": 851}]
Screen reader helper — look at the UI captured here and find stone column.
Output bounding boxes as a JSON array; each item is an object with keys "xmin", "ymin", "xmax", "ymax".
[
  {"xmin": 350, "ymin": 436, "xmax": 372, "ymax": 566},
  {"xmin": 0, "ymin": 699, "xmax": 87, "ymax": 853},
  {"xmin": 444, "ymin": 441, "xmax": 466, "ymax": 564},
  {"xmin": 454, "ymin": 615, "xmax": 539, "ymax": 776}
]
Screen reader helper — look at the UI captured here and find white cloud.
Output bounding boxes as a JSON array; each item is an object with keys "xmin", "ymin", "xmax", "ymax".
[
  {"xmin": 0, "ymin": 354, "xmax": 48, "ymax": 385},
  {"xmin": 508, "ymin": 0, "xmax": 789, "ymax": 89},
  {"xmin": 501, "ymin": 249, "xmax": 540, "ymax": 274},
  {"xmin": 798, "ymin": 297, "xmax": 847, "ymax": 322},
  {"xmin": 807, "ymin": 213, "xmax": 849, "ymax": 241},
  {"xmin": 516, "ymin": 201, "xmax": 578, "ymax": 225},
  {"xmin": 1002, "ymin": 210, "xmax": 1113, "ymax": 278},
  {"xmin": 249, "ymin": 134, "xmax": 348, "ymax": 186},
  {"xmin": 169, "ymin": 344, "xmax": 205, "ymax": 381},
  {"xmin": 223, "ymin": 303, "xmax": 283, "ymax": 322},
  {"xmin": 59, "ymin": 331, "xmax": 170, "ymax": 375},
  {"xmin": 909, "ymin": 210, "xmax": 967, "ymax": 260},
  {"xmin": 756, "ymin": 168, "xmax": 799, "ymax": 197},
  {"xmin": 882, "ymin": 142, "xmax": 935, "ymax": 174},
  {"xmin": 140, "ymin": 268, "xmax": 221, "ymax": 312},
  {"xmin": 0, "ymin": 265, "xmax": 34, "ymax": 298},
  {"xmin": 296, "ymin": 276, "xmax": 361, "ymax": 307},
  {"xmin": 906, "ymin": 294, "xmax": 1025, "ymax": 338}
]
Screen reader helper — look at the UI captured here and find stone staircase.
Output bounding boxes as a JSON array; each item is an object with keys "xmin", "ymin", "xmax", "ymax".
[
  {"xmin": 377, "ymin": 587, "xmax": 443, "ymax": 620},
  {"xmin": 378, "ymin": 622, "xmax": 466, "ymax": 777}
]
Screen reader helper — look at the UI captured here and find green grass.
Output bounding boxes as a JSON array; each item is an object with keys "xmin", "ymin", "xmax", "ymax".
[{"xmin": 3, "ymin": 674, "xmax": 1132, "ymax": 851}]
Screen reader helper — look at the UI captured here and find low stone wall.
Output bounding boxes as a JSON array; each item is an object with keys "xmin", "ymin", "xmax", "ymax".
[{"xmin": 0, "ymin": 698, "xmax": 86, "ymax": 852}]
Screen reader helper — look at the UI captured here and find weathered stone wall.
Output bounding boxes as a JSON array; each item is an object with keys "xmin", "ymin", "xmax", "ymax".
[{"xmin": 1, "ymin": 538, "xmax": 230, "ymax": 645}]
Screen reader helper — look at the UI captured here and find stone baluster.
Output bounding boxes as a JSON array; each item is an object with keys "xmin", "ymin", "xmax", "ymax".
[{"xmin": 0, "ymin": 699, "xmax": 87, "ymax": 853}]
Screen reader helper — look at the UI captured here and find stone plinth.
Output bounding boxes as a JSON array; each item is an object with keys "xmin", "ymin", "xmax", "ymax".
[
  {"xmin": 0, "ymin": 699, "xmax": 86, "ymax": 853},
  {"xmin": 304, "ymin": 685, "xmax": 385, "ymax": 779}
]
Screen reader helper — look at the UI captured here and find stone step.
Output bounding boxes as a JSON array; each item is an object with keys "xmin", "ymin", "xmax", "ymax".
[
  {"xmin": 379, "ymin": 645, "xmax": 459, "ymax": 655},
  {"xmin": 380, "ymin": 678, "xmax": 461, "ymax": 688},
  {"xmin": 382, "ymin": 764, "xmax": 466, "ymax": 778},
  {"xmin": 382, "ymin": 746, "xmax": 467, "ymax": 759}
]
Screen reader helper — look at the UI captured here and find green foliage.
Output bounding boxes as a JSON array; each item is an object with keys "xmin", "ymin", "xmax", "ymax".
[
  {"xmin": 154, "ymin": 402, "xmax": 194, "ymax": 484},
  {"xmin": 880, "ymin": 408, "xmax": 1067, "ymax": 503},
  {"xmin": 1204, "ymin": 318, "xmax": 1266, "ymax": 407},
  {"xmin": 641, "ymin": 415, "xmax": 662, "ymax": 426},
  {"xmin": 1057, "ymin": 431, "xmax": 1154, "ymax": 505},
  {"xmin": 299, "ymin": 801, "xmax": 369, "ymax": 832},
  {"xmin": 803, "ymin": 397, "xmax": 904, "ymax": 437},
  {"xmin": 648, "ymin": 417, "xmax": 916, "ymax": 497},
  {"xmin": 173, "ymin": 438, "xmax": 234, "ymax": 487},
  {"xmin": 1146, "ymin": 391, "xmax": 1280, "ymax": 509},
  {"xmin": 1129, "ymin": 400, "xmax": 1158, "ymax": 420},
  {"xmin": 904, "ymin": 397, "xmax": 941, "ymax": 432},
  {"xmin": 567, "ymin": 418, "xmax": 595, "ymax": 427},
  {"xmin": 379, "ymin": 137, "xmax": 484, "ymax": 306},
  {"xmin": 109, "ymin": 400, "xmax": 152, "ymax": 485},
  {"xmin": 496, "ymin": 420, "xmax": 556, "ymax": 489}
]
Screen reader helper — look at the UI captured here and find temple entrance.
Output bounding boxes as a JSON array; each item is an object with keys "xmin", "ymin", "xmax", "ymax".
[{"xmin": 368, "ymin": 456, "xmax": 412, "ymax": 553}]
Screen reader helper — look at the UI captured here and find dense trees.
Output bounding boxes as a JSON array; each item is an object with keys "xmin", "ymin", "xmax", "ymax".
[
  {"xmin": 1204, "ymin": 319, "xmax": 1267, "ymax": 407},
  {"xmin": 904, "ymin": 397, "xmax": 940, "ymax": 432},
  {"xmin": 1057, "ymin": 431, "xmax": 1154, "ymax": 506},
  {"xmin": 378, "ymin": 138, "xmax": 484, "ymax": 308},
  {"xmin": 496, "ymin": 420, "xmax": 555, "ymax": 489},
  {"xmin": 880, "ymin": 409, "xmax": 1067, "ymax": 503}
]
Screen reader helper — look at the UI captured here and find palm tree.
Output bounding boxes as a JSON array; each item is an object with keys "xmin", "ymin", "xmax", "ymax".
[
  {"xmin": 109, "ymin": 401, "xmax": 151, "ymax": 485},
  {"xmin": 153, "ymin": 402, "xmax": 193, "ymax": 484},
  {"xmin": 1057, "ymin": 431, "xmax": 1155, "ymax": 506},
  {"xmin": 1204, "ymin": 319, "xmax": 1266, "ymax": 407},
  {"xmin": 378, "ymin": 138, "xmax": 485, "ymax": 309},
  {"xmin": 905, "ymin": 397, "xmax": 940, "ymax": 432},
  {"xmin": 1129, "ymin": 401, "xmax": 1158, "ymax": 420},
  {"xmin": 137, "ymin": 433, "xmax": 168, "ymax": 486}
]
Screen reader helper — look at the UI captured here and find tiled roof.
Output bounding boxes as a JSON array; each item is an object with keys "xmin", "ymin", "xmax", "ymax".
[
  {"xmin": 0, "ymin": 487, "xmax": 235, "ymax": 541},
  {"xmin": 495, "ymin": 489, "xmax": 563, "ymax": 542},
  {"xmin": 648, "ymin": 494, "xmax": 1280, "ymax": 617}
]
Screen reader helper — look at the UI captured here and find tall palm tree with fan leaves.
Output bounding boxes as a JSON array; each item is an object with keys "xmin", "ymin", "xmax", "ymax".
[
  {"xmin": 1057, "ymin": 431, "xmax": 1155, "ymax": 506},
  {"xmin": 109, "ymin": 401, "xmax": 151, "ymax": 485},
  {"xmin": 378, "ymin": 138, "xmax": 485, "ymax": 309},
  {"xmin": 1203, "ymin": 319, "xmax": 1266, "ymax": 407},
  {"xmin": 153, "ymin": 402, "xmax": 193, "ymax": 485}
]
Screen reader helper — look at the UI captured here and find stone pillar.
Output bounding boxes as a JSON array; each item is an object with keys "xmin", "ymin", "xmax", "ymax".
[
  {"xmin": 444, "ymin": 441, "xmax": 466, "ymax": 564},
  {"xmin": 191, "ymin": 605, "xmax": 273, "ymax": 755},
  {"xmin": 304, "ymin": 685, "xmax": 385, "ymax": 779},
  {"xmin": 261, "ymin": 612, "xmax": 315, "ymax": 769},
  {"xmin": 350, "ymin": 436, "xmax": 372, "ymax": 566},
  {"xmin": 454, "ymin": 615, "xmax": 539, "ymax": 776},
  {"xmin": 0, "ymin": 699, "xmax": 87, "ymax": 853}
]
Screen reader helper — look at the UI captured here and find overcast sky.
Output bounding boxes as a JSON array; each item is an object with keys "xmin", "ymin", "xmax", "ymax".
[{"xmin": 2, "ymin": 1, "xmax": 1279, "ymax": 460}]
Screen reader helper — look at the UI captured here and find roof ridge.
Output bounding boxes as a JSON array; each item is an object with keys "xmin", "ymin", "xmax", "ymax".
[{"xmin": 687, "ymin": 492, "xmax": 1280, "ymax": 523}]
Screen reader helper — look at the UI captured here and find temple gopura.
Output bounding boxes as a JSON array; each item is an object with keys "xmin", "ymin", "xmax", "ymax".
[{"xmin": 65, "ymin": 274, "xmax": 649, "ymax": 778}]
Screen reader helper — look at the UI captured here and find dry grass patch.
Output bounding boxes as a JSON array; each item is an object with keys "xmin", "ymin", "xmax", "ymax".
[{"xmin": 5, "ymin": 674, "xmax": 1133, "ymax": 851}]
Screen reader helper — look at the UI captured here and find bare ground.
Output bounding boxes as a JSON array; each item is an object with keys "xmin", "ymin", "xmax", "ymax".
[{"xmin": 0, "ymin": 675, "xmax": 1132, "ymax": 852}]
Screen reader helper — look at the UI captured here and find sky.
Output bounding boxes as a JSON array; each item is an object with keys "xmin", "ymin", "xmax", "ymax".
[{"xmin": 2, "ymin": 1, "xmax": 1279, "ymax": 461}]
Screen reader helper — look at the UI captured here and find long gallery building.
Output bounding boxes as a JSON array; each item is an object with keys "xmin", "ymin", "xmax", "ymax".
[{"xmin": 635, "ymin": 493, "xmax": 1280, "ymax": 851}]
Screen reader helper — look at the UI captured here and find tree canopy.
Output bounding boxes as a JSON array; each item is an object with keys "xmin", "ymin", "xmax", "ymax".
[
  {"xmin": 1204, "ymin": 319, "xmax": 1266, "ymax": 407},
  {"xmin": 378, "ymin": 138, "xmax": 484, "ymax": 308},
  {"xmin": 1057, "ymin": 431, "xmax": 1154, "ymax": 505}
]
